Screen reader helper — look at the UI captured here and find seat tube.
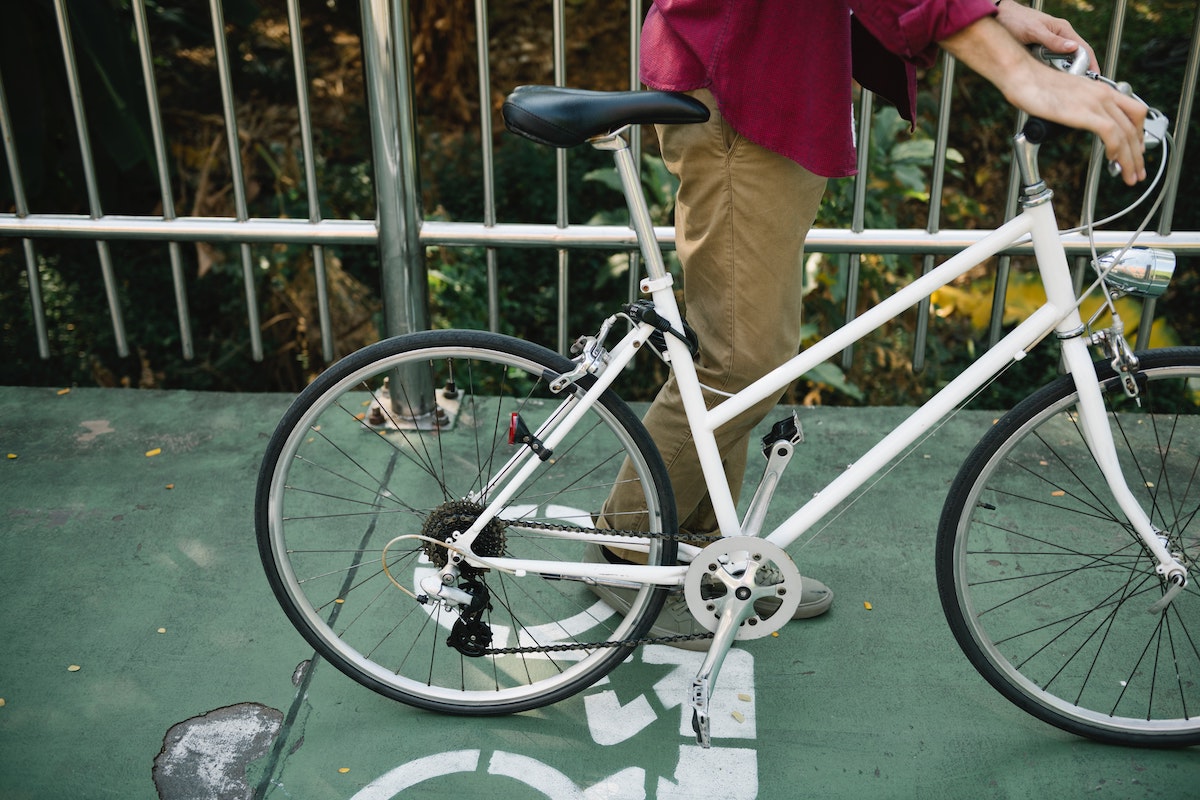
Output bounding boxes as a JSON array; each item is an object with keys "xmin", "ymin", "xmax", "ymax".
[{"xmin": 590, "ymin": 134, "xmax": 740, "ymax": 535}]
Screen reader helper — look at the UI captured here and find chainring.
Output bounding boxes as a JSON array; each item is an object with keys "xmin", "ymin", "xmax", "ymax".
[{"xmin": 683, "ymin": 537, "xmax": 802, "ymax": 640}]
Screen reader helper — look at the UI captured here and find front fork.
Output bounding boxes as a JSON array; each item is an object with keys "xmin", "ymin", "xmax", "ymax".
[{"xmin": 1061, "ymin": 330, "xmax": 1189, "ymax": 607}]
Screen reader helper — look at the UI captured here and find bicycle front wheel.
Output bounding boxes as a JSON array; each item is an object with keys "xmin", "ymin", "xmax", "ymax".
[
  {"xmin": 938, "ymin": 347, "xmax": 1200, "ymax": 746},
  {"xmin": 256, "ymin": 329, "xmax": 678, "ymax": 715}
]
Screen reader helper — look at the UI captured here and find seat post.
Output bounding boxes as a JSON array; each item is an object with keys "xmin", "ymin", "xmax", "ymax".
[{"xmin": 591, "ymin": 132, "xmax": 672, "ymax": 285}]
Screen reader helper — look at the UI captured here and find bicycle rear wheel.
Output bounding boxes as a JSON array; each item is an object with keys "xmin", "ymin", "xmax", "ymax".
[
  {"xmin": 938, "ymin": 347, "xmax": 1200, "ymax": 746},
  {"xmin": 256, "ymin": 329, "xmax": 677, "ymax": 715}
]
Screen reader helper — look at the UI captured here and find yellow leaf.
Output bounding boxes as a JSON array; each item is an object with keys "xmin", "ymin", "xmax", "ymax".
[{"xmin": 145, "ymin": 448, "xmax": 162, "ymax": 457}]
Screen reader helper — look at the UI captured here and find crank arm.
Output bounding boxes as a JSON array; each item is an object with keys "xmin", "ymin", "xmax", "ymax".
[{"xmin": 689, "ymin": 592, "xmax": 757, "ymax": 748}]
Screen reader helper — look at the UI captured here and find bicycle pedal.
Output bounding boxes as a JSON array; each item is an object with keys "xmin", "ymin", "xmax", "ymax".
[{"xmin": 760, "ymin": 412, "xmax": 803, "ymax": 458}]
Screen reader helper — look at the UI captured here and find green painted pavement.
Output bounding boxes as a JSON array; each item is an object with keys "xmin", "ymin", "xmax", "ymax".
[{"xmin": 1, "ymin": 386, "xmax": 1196, "ymax": 799}]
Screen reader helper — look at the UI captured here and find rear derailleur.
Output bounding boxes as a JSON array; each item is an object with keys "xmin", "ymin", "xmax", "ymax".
[{"xmin": 443, "ymin": 577, "xmax": 494, "ymax": 657}]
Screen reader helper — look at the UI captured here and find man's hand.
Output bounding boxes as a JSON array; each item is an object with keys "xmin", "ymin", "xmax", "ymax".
[
  {"xmin": 994, "ymin": 0, "xmax": 1098, "ymax": 70},
  {"xmin": 941, "ymin": 16, "xmax": 1147, "ymax": 185}
]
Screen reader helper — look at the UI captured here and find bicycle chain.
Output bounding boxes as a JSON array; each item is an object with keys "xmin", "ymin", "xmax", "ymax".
[{"xmin": 474, "ymin": 517, "xmax": 714, "ymax": 654}]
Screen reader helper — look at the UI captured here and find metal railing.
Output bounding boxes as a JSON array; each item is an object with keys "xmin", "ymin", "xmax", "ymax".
[{"xmin": 1, "ymin": 0, "xmax": 1198, "ymax": 373}]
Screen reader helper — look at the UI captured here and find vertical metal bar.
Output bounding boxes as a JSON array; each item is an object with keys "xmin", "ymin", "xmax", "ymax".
[
  {"xmin": 209, "ymin": 0, "xmax": 264, "ymax": 361},
  {"xmin": 1155, "ymin": 7, "xmax": 1199, "ymax": 236},
  {"xmin": 986, "ymin": 169, "xmax": 1024, "ymax": 347},
  {"xmin": 387, "ymin": 0, "xmax": 428, "ymax": 340},
  {"xmin": 628, "ymin": 0, "xmax": 643, "ymax": 305},
  {"xmin": 360, "ymin": 0, "xmax": 433, "ymax": 416},
  {"xmin": 53, "ymin": 0, "xmax": 129, "ymax": 358},
  {"xmin": 1140, "ymin": 7, "xmax": 1200, "ymax": 352},
  {"xmin": 285, "ymin": 0, "xmax": 334, "ymax": 362},
  {"xmin": 1074, "ymin": 0, "xmax": 1128, "ymax": 298},
  {"xmin": 913, "ymin": 53, "xmax": 956, "ymax": 373},
  {"xmin": 0, "ymin": 66, "xmax": 50, "ymax": 359},
  {"xmin": 989, "ymin": 0, "xmax": 1043, "ymax": 349},
  {"xmin": 474, "ymin": 0, "xmax": 500, "ymax": 333},
  {"xmin": 133, "ymin": 0, "xmax": 194, "ymax": 360},
  {"xmin": 553, "ymin": 0, "xmax": 569, "ymax": 353},
  {"xmin": 841, "ymin": 90, "xmax": 873, "ymax": 371}
]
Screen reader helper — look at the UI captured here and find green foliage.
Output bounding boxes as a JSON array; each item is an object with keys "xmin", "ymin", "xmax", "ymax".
[{"xmin": 2, "ymin": 0, "xmax": 1196, "ymax": 409}]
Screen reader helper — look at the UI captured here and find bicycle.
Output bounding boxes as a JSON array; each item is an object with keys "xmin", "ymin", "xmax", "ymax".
[{"xmin": 255, "ymin": 48, "xmax": 1195, "ymax": 749}]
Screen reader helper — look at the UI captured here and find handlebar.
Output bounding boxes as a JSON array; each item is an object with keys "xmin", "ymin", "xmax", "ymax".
[
  {"xmin": 1030, "ymin": 45, "xmax": 1090, "ymax": 77},
  {"xmin": 1022, "ymin": 46, "xmax": 1169, "ymax": 178}
]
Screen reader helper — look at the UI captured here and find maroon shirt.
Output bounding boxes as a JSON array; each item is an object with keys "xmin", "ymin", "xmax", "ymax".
[{"xmin": 641, "ymin": 0, "xmax": 997, "ymax": 178}]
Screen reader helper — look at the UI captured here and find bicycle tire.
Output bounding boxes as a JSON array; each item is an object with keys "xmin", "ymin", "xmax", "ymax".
[
  {"xmin": 938, "ymin": 347, "xmax": 1200, "ymax": 746},
  {"xmin": 255, "ymin": 329, "xmax": 678, "ymax": 715}
]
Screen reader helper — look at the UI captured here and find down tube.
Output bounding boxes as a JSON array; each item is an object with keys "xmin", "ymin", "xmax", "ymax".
[{"xmin": 764, "ymin": 303, "xmax": 1062, "ymax": 550}]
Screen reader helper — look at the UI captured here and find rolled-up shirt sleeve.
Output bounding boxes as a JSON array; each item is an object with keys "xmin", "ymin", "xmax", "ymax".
[{"xmin": 850, "ymin": 0, "xmax": 997, "ymax": 66}]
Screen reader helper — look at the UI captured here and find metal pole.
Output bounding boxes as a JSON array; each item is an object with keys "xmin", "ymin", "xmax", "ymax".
[
  {"xmin": 913, "ymin": 52, "xmax": 956, "ymax": 373},
  {"xmin": 474, "ymin": 0, "xmax": 500, "ymax": 333},
  {"xmin": 553, "ymin": 0, "xmax": 569, "ymax": 354},
  {"xmin": 286, "ymin": 0, "xmax": 335, "ymax": 363},
  {"xmin": 841, "ymin": 90, "xmax": 873, "ymax": 371},
  {"xmin": 0, "ymin": 65, "xmax": 50, "ymax": 359},
  {"xmin": 53, "ymin": 0, "xmax": 129, "ymax": 358},
  {"xmin": 360, "ymin": 0, "xmax": 433, "ymax": 419},
  {"xmin": 209, "ymin": 0, "xmax": 264, "ymax": 361},
  {"xmin": 133, "ymin": 0, "xmax": 194, "ymax": 360}
]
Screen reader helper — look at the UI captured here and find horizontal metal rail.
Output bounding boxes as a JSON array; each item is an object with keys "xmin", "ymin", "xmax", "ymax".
[{"xmin": 3, "ymin": 214, "xmax": 1199, "ymax": 256}]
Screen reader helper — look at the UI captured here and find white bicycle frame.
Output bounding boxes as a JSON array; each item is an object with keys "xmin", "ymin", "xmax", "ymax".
[{"xmin": 442, "ymin": 127, "xmax": 1185, "ymax": 598}]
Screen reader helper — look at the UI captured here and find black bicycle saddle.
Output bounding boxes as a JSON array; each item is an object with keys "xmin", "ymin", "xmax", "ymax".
[{"xmin": 502, "ymin": 86, "xmax": 710, "ymax": 148}]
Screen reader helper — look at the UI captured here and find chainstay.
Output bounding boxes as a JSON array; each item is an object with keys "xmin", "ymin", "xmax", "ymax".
[
  {"xmin": 483, "ymin": 631, "xmax": 712, "ymax": 655},
  {"xmin": 501, "ymin": 516, "xmax": 708, "ymax": 543},
  {"xmin": 480, "ymin": 517, "xmax": 712, "ymax": 654}
]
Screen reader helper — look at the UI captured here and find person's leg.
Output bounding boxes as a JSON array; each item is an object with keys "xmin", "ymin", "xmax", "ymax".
[
  {"xmin": 602, "ymin": 88, "xmax": 826, "ymax": 536},
  {"xmin": 594, "ymin": 90, "xmax": 833, "ymax": 634}
]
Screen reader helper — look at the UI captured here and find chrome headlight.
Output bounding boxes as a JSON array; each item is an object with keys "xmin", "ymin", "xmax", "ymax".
[{"xmin": 1097, "ymin": 247, "xmax": 1176, "ymax": 299}]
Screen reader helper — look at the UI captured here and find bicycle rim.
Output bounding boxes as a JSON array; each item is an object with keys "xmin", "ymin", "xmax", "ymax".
[
  {"xmin": 255, "ymin": 330, "xmax": 677, "ymax": 715},
  {"xmin": 938, "ymin": 347, "xmax": 1200, "ymax": 746}
]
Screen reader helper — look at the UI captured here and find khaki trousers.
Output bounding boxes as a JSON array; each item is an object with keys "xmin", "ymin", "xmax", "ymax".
[{"xmin": 601, "ymin": 89, "xmax": 827, "ymax": 537}]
